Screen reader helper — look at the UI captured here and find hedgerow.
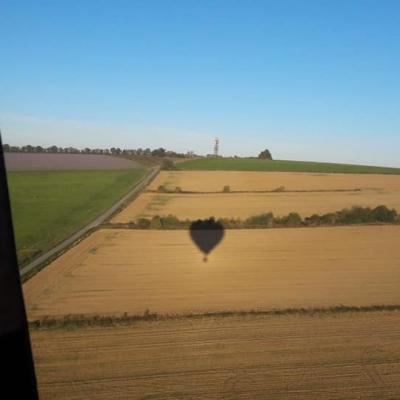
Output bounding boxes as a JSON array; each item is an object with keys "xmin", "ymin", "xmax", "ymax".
[{"xmin": 120, "ymin": 205, "xmax": 398, "ymax": 230}]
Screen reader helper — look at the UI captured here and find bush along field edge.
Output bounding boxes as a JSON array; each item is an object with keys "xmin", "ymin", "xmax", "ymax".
[{"xmin": 103, "ymin": 205, "xmax": 399, "ymax": 230}]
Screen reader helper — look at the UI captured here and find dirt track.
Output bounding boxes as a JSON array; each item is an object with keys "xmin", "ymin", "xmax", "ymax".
[
  {"xmin": 31, "ymin": 311, "xmax": 400, "ymax": 399},
  {"xmin": 24, "ymin": 226, "xmax": 400, "ymax": 319}
]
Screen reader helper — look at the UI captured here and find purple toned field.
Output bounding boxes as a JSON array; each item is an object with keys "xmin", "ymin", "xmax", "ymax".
[{"xmin": 5, "ymin": 153, "xmax": 142, "ymax": 170}]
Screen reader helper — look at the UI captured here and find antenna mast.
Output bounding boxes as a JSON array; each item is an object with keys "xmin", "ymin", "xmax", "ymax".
[{"xmin": 214, "ymin": 137, "xmax": 219, "ymax": 157}]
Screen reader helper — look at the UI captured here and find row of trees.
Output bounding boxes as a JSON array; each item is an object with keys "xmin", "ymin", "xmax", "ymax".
[
  {"xmin": 3, "ymin": 142, "xmax": 272, "ymax": 159},
  {"xmin": 2, "ymin": 144, "xmax": 192, "ymax": 158},
  {"xmin": 111, "ymin": 205, "xmax": 398, "ymax": 230}
]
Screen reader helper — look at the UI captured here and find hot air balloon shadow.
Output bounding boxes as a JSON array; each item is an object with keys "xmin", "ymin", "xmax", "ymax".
[{"xmin": 189, "ymin": 217, "xmax": 224, "ymax": 262}]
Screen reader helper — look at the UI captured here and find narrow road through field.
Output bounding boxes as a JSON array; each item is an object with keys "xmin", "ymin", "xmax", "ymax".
[{"xmin": 20, "ymin": 166, "xmax": 160, "ymax": 279}]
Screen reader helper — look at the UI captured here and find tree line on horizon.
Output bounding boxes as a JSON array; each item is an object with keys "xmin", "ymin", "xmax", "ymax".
[
  {"xmin": 3, "ymin": 143, "xmax": 274, "ymax": 160},
  {"xmin": 2, "ymin": 143, "xmax": 195, "ymax": 158}
]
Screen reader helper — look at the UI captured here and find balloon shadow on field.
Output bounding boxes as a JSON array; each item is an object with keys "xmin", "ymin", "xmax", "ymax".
[{"xmin": 189, "ymin": 217, "xmax": 225, "ymax": 262}]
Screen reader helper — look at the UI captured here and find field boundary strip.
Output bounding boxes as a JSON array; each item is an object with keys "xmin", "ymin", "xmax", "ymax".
[
  {"xmin": 146, "ymin": 188, "xmax": 365, "ymax": 194},
  {"xmin": 29, "ymin": 304, "xmax": 400, "ymax": 329},
  {"xmin": 103, "ymin": 204, "xmax": 400, "ymax": 229},
  {"xmin": 20, "ymin": 166, "xmax": 161, "ymax": 281},
  {"xmin": 103, "ymin": 221, "xmax": 400, "ymax": 230}
]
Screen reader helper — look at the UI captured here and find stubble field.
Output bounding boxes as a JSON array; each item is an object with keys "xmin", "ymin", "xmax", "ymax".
[
  {"xmin": 31, "ymin": 311, "xmax": 400, "ymax": 400},
  {"xmin": 24, "ymin": 226, "xmax": 400, "ymax": 320},
  {"xmin": 25, "ymin": 167, "xmax": 400, "ymax": 398},
  {"xmin": 113, "ymin": 171, "xmax": 400, "ymax": 221},
  {"xmin": 149, "ymin": 170, "xmax": 400, "ymax": 192},
  {"xmin": 112, "ymin": 190, "xmax": 400, "ymax": 221}
]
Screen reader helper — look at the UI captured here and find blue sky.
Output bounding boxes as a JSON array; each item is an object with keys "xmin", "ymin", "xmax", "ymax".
[{"xmin": 1, "ymin": 0, "xmax": 400, "ymax": 165}]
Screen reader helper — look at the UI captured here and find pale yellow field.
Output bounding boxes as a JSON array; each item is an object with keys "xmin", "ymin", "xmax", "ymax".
[
  {"xmin": 24, "ymin": 226, "xmax": 400, "ymax": 320},
  {"xmin": 27, "ymin": 171, "xmax": 400, "ymax": 399},
  {"xmin": 148, "ymin": 170, "xmax": 400, "ymax": 192},
  {"xmin": 113, "ymin": 170, "xmax": 400, "ymax": 221},
  {"xmin": 32, "ymin": 311, "xmax": 400, "ymax": 399},
  {"xmin": 112, "ymin": 190, "xmax": 400, "ymax": 221}
]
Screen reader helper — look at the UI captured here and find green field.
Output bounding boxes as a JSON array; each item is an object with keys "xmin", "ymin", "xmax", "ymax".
[
  {"xmin": 8, "ymin": 169, "xmax": 147, "ymax": 266},
  {"xmin": 177, "ymin": 158, "xmax": 400, "ymax": 174}
]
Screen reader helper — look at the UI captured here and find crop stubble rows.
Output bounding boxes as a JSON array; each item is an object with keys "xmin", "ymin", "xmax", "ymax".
[
  {"xmin": 113, "ymin": 171, "xmax": 400, "ymax": 221},
  {"xmin": 31, "ymin": 312, "xmax": 400, "ymax": 399},
  {"xmin": 26, "ymin": 169, "xmax": 400, "ymax": 399},
  {"xmin": 149, "ymin": 171, "xmax": 400, "ymax": 192},
  {"xmin": 24, "ymin": 226, "xmax": 400, "ymax": 320}
]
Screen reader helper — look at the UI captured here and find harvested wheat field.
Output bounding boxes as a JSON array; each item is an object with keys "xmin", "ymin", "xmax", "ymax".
[
  {"xmin": 148, "ymin": 170, "xmax": 400, "ymax": 192},
  {"xmin": 112, "ymin": 190, "xmax": 400, "ymax": 221},
  {"xmin": 31, "ymin": 311, "xmax": 400, "ymax": 399},
  {"xmin": 24, "ymin": 226, "xmax": 400, "ymax": 320},
  {"xmin": 114, "ymin": 170, "xmax": 400, "ymax": 222}
]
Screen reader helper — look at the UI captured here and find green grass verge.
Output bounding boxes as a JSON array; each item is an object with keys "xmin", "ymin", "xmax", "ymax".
[
  {"xmin": 177, "ymin": 158, "xmax": 400, "ymax": 174},
  {"xmin": 7, "ymin": 169, "xmax": 147, "ymax": 266}
]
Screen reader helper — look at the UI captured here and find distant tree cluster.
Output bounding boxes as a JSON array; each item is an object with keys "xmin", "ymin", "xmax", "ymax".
[
  {"xmin": 258, "ymin": 149, "xmax": 273, "ymax": 160},
  {"xmin": 2, "ymin": 143, "xmax": 194, "ymax": 158},
  {"xmin": 160, "ymin": 159, "xmax": 177, "ymax": 170}
]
